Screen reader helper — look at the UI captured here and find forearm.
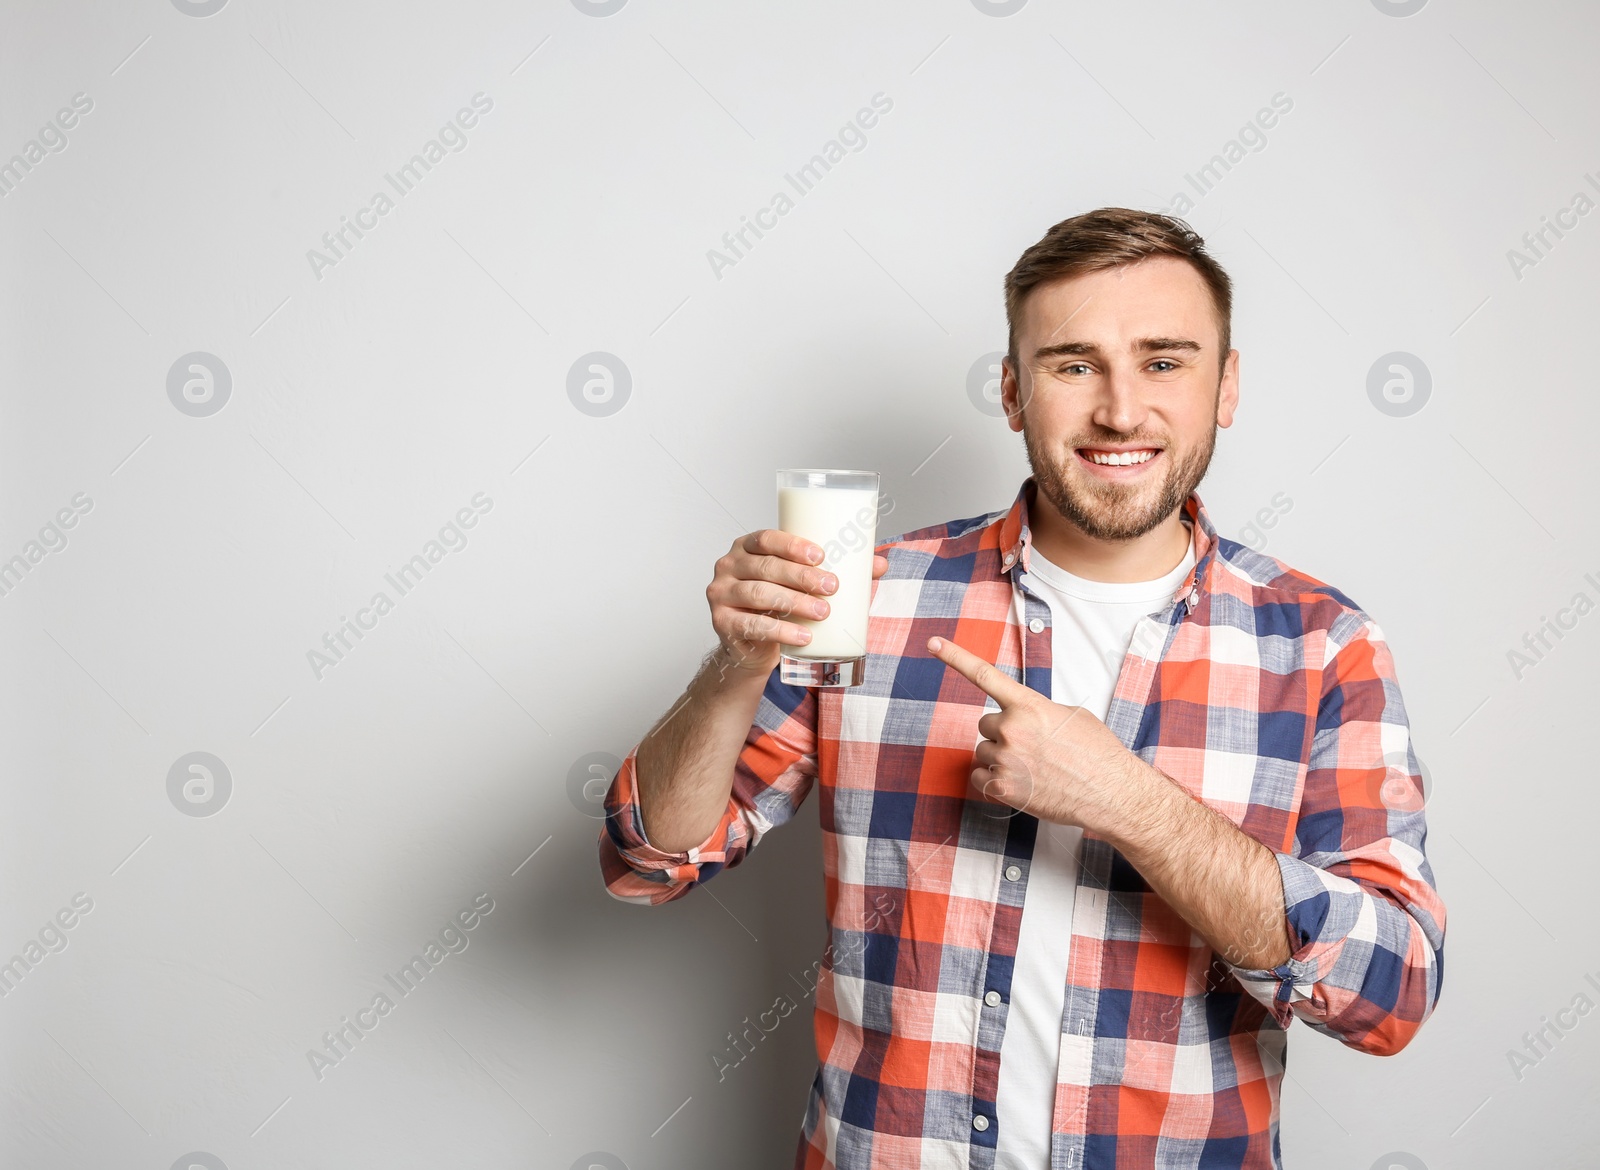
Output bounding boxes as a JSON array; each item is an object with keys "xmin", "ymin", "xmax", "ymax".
[
  {"xmin": 1104, "ymin": 758, "xmax": 1293, "ymax": 971},
  {"xmin": 634, "ymin": 644, "xmax": 771, "ymax": 853}
]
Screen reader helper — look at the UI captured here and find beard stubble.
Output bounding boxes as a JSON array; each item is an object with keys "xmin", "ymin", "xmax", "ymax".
[{"xmin": 1020, "ymin": 394, "xmax": 1219, "ymax": 543}]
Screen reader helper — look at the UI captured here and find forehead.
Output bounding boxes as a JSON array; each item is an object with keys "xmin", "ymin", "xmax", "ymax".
[{"xmin": 1020, "ymin": 256, "xmax": 1218, "ymax": 347}]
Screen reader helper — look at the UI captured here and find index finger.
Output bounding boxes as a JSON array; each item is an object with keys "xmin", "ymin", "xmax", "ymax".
[
  {"xmin": 752, "ymin": 528, "xmax": 825, "ymax": 566},
  {"xmin": 927, "ymin": 636, "xmax": 1031, "ymax": 708}
]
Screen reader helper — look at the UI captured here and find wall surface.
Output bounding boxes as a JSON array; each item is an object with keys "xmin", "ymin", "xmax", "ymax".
[{"xmin": 0, "ymin": 0, "xmax": 1596, "ymax": 1167}]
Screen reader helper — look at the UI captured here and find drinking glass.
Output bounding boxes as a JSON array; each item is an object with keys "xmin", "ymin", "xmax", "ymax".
[{"xmin": 776, "ymin": 468, "xmax": 878, "ymax": 687}]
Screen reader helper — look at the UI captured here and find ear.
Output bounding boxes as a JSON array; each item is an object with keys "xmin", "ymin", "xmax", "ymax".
[
  {"xmin": 1216, "ymin": 349, "xmax": 1240, "ymax": 428},
  {"xmin": 1002, "ymin": 355, "xmax": 1027, "ymax": 434}
]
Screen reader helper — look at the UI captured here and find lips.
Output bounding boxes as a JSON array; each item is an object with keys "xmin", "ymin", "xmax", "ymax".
[
  {"xmin": 1074, "ymin": 446, "xmax": 1164, "ymax": 478},
  {"xmin": 1078, "ymin": 447, "xmax": 1159, "ymax": 466}
]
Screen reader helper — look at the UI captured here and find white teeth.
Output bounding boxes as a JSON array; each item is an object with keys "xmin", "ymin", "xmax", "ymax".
[{"xmin": 1085, "ymin": 449, "xmax": 1157, "ymax": 466}]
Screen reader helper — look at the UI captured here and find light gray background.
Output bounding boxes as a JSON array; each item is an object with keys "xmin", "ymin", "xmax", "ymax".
[{"xmin": 1, "ymin": 0, "xmax": 1595, "ymax": 1167}]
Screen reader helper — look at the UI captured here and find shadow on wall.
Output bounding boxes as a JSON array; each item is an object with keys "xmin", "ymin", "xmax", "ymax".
[{"xmin": 487, "ymin": 747, "xmax": 829, "ymax": 1165}]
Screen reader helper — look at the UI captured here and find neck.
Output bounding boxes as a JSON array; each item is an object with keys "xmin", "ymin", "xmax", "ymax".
[{"xmin": 1027, "ymin": 482, "xmax": 1192, "ymax": 583}]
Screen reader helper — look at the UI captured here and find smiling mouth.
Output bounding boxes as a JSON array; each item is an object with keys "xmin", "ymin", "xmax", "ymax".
[{"xmin": 1075, "ymin": 446, "xmax": 1164, "ymax": 470}]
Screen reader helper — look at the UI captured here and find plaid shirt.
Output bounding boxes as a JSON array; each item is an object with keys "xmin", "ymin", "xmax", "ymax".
[{"xmin": 599, "ymin": 477, "xmax": 1447, "ymax": 1170}]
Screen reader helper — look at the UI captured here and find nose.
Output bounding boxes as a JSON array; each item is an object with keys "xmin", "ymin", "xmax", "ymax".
[{"xmin": 1091, "ymin": 362, "xmax": 1148, "ymax": 436}]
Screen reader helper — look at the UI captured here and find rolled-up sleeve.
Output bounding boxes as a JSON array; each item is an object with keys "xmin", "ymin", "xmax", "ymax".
[
  {"xmin": 598, "ymin": 664, "xmax": 819, "ymax": 905},
  {"xmin": 1227, "ymin": 610, "xmax": 1447, "ymax": 1056}
]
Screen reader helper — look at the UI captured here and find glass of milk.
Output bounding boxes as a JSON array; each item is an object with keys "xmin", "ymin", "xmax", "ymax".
[{"xmin": 776, "ymin": 468, "xmax": 879, "ymax": 687}]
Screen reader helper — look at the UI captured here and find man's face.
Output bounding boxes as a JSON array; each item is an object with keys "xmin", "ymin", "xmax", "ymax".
[{"xmin": 1001, "ymin": 256, "xmax": 1240, "ymax": 542}]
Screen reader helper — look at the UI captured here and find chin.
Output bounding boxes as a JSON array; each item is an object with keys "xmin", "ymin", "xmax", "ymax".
[
  {"xmin": 1051, "ymin": 467, "xmax": 1179, "ymax": 542},
  {"xmin": 1023, "ymin": 422, "xmax": 1215, "ymax": 542}
]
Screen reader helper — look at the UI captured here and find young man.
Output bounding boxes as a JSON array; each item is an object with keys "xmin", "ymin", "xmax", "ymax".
[{"xmin": 598, "ymin": 208, "xmax": 1447, "ymax": 1170}]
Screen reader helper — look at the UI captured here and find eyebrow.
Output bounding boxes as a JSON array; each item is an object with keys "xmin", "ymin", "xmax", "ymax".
[{"xmin": 1033, "ymin": 337, "xmax": 1202, "ymax": 361}]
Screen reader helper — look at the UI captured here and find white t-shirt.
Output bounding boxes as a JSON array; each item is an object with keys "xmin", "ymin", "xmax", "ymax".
[{"xmin": 994, "ymin": 526, "xmax": 1196, "ymax": 1168}]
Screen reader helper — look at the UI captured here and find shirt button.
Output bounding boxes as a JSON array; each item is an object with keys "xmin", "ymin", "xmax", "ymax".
[
  {"xmin": 1028, "ymin": 617, "xmax": 1045, "ymax": 634},
  {"xmin": 984, "ymin": 990, "xmax": 1002, "ymax": 1007},
  {"xmin": 1004, "ymin": 865, "xmax": 1021, "ymax": 881},
  {"xmin": 972, "ymin": 1114, "xmax": 989, "ymax": 1132}
]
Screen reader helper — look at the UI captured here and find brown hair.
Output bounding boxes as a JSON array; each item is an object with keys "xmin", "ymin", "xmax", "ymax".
[{"xmin": 1003, "ymin": 207, "xmax": 1232, "ymax": 375}]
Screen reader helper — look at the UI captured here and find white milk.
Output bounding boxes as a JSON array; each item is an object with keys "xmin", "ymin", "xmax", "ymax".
[{"xmin": 778, "ymin": 485, "xmax": 877, "ymax": 660}]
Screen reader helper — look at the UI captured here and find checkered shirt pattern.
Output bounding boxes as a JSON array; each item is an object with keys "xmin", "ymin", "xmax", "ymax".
[{"xmin": 598, "ymin": 477, "xmax": 1447, "ymax": 1170}]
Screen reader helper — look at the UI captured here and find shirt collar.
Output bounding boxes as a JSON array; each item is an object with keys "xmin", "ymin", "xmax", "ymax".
[{"xmin": 997, "ymin": 475, "xmax": 1218, "ymax": 608}]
